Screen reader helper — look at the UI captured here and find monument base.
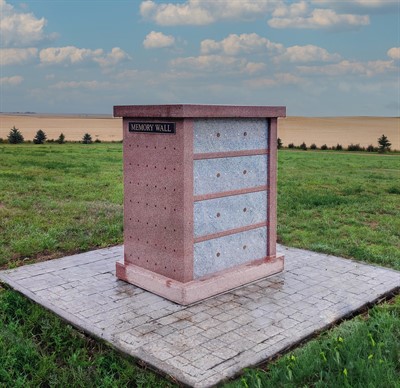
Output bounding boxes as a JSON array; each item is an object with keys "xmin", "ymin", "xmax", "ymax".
[{"xmin": 116, "ymin": 255, "xmax": 284, "ymax": 305}]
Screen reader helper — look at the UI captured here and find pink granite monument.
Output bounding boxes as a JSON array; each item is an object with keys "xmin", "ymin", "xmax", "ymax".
[{"xmin": 114, "ymin": 105, "xmax": 286, "ymax": 305}]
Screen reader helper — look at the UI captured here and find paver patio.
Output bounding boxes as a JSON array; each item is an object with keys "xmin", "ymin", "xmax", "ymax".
[{"xmin": 1, "ymin": 245, "xmax": 399, "ymax": 387}]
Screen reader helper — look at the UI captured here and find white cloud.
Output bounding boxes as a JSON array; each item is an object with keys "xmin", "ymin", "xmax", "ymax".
[
  {"xmin": 143, "ymin": 31, "xmax": 175, "ymax": 49},
  {"xmin": 200, "ymin": 33, "xmax": 283, "ymax": 55},
  {"xmin": 269, "ymin": 7, "xmax": 369, "ymax": 29},
  {"xmin": 272, "ymin": 1, "xmax": 308, "ymax": 17},
  {"xmin": 276, "ymin": 44, "xmax": 341, "ymax": 63},
  {"xmin": 0, "ymin": 0, "xmax": 47, "ymax": 47},
  {"xmin": 171, "ymin": 54, "xmax": 247, "ymax": 72},
  {"xmin": 140, "ymin": 0, "xmax": 276, "ymax": 26},
  {"xmin": 0, "ymin": 75, "xmax": 23, "ymax": 85},
  {"xmin": 313, "ymin": 0, "xmax": 397, "ymax": 10},
  {"xmin": 245, "ymin": 73, "xmax": 304, "ymax": 88},
  {"xmin": 171, "ymin": 54, "xmax": 267, "ymax": 75},
  {"xmin": 50, "ymin": 80, "xmax": 109, "ymax": 90},
  {"xmin": 387, "ymin": 47, "xmax": 400, "ymax": 60},
  {"xmin": 0, "ymin": 47, "xmax": 38, "ymax": 65},
  {"xmin": 40, "ymin": 46, "xmax": 103, "ymax": 65},
  {"xmin": 244, "ymin": 62, "xmax": 267, "ymax": 74},
  {"xmin": 39, "ymin": 46, "xmax": 128, "ymax": 67},
  {"xmin": 93, "ymin": 47, "xmax": 130, "ymax": 67},
  {"xmin": 298, "ymin": 59, "xmax": 397, "ymax": 77}
]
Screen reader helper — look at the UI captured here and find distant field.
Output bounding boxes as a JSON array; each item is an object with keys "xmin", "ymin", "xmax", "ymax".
[{"xmin": 1, "ymin": 114, "xmax": 399, "ymax": 150}]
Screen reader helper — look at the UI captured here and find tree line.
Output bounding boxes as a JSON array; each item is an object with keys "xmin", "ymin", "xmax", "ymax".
[{"xmin": 4, "ymin": 127, "xmax": 95, "ymax": 144}]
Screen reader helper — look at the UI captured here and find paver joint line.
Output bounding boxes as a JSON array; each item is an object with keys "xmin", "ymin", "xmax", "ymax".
[{"xmin": 0, "ymin": 244, "xmax": 399, "ymax": 388}]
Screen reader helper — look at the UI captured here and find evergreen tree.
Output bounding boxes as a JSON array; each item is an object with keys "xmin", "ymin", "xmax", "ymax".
[
  {"xmin": 57, "ymin": 133, "xmax": 65, "ymax": 144},
  {"xmin": 300, "ymin": 142, "xmax": 307, "ymax": 150},
  {"xmin": 7, "ymin": 126, "xmax": 24, "ymax": 144},
  {"xmin": 82, "ymin": 133, "xmax": 92, "ymax": 144},
  {"xmin": 277, "ymin": 138, "xmax": 283, "ymax": 149},
  {"xmin": 377, "ymin": 134, "xmax": 391, "ymax": 153},
  {"xmin": 33, "ymin": 129, "xmax": 47, "ymax": 144}
]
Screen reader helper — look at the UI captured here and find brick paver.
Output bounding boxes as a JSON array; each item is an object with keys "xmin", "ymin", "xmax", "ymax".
[{"xmin": 1, "ymin": 245, "xmax": 399, "ymax": 387}]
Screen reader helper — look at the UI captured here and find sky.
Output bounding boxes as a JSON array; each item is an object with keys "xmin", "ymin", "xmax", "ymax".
[{"xmin": 0, "ymin": 0, "xmax": 399, "ymax": 116}]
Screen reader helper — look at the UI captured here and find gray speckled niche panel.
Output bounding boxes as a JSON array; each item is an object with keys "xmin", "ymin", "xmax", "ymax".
[
  {"xmin": 194, "ymin": 118, "xmax": 269, "ymax": 153},
  {"xmin": 194, "ymin": 226, "xmax": 267, "ymax": 278},
  {"xmin": 194, "ymin": 155, "xmax": 268, "ymax": 196},
  {"xmin": 194, "ymin": 191, "xmax": 267, "ymax": 238}
]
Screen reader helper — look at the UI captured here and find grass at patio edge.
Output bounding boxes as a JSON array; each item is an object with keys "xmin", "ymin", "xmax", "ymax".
[{"xmin": 0, "ymin": 283, "xmax": 176, "ymax": 388}]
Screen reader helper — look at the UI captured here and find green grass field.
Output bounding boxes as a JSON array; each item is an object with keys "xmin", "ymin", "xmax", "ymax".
[{"xmin": 0, "ymin": 143, "xmax": 399, "ymax": 387}]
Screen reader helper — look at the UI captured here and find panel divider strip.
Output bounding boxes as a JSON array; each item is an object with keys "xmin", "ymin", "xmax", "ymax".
[
  {"xmin": 194, "ymin": 221, "xmax": 268, "ymax": 243},
  {"xmin": 194, "ymin": 185, "xmax": 268, "ymax": 202}
]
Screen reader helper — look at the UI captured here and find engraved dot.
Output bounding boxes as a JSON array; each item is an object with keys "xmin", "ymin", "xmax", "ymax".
[
  {"xmin": 137, "ymin": 164, "xmax": 139, "ymax": 167},
  {"xmin": 216, "ymin": 212, "xmax": 221, "ymax": 218},
  {"xmin": 216, "ymin": 133, "xmax": 220, "ymax": 138},
  {"xmin": 146, "ymin": 145, "xmax": 148, "ymax": 148},
  {"xmin": 244, "ymin": 132, "xmax": 247, "ymax": 136},
  {"xmin": 216, "ymin": 173, "xmax": 221, "ymax": 178},
  {"xmin": 243, "ymin": 170, "xmax": 247, "ymax": 175},
  {"xmin": 155, "ymin": 185, "xmax": 157, "ymax": 188},
  {"xmin": 243, "ymin": 245, "xmax": 247, "ymax": 250},
  {"xmin": 164, "ymin": 167, "xmax": 167, "ymax": 170},
  {"xmin": 154, "ymin": 204, "xmax": 157, "ymax": 208},
  {"xmin": 164, "ymin": 147, "xmax": 167, "ymax": 150},
  {"xmin": 243, "ymin": 207, "xmax": 247, "ymax": 212},
  {"xmin": 216, "ymin": 252, "xmax": 221, "ymax": 257},
  {"xmin": 154, "ymin": 146, "xmax": 157, "ymax": 149},
  {"xmin": 173, "ymin": 229, "xmax": 176, "ymax": 232},
  {"xmin": 137, "ymin": 145, "xmax": 139, "ymax": 148}
]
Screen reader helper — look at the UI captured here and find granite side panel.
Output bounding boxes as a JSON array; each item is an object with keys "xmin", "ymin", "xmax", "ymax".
[
  {"xmin": 193, "ymin": 155, "xmax": 268, "ymax": 196},
  {"xmin": 193, "ymin": 226, "xmax": 267, "ymax": 278},
  {"xmin": 194, "ymin": 118, "xmax": 268, "ymax": 153},
  {"xmin": 123, "ymin": 118, "xmax": 192, "ymax": 282},
  {"xmin": 194, "ymin": 191, "xmax": 267, "ymax": 238}
]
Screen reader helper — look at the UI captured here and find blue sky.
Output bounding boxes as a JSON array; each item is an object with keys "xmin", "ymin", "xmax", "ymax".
[{"xmin": 1, "ymin": 0, "xmax": 399, "ymax": 116}]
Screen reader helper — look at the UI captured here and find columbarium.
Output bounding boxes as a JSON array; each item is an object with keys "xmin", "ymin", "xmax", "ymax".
[{"xmin": 114, "ymin": 105, "xmax": 286, "ymax": 304}]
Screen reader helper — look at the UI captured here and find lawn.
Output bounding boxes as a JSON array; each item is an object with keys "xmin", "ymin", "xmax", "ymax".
[{"xmin": 0, "ymin": 143, "xmax": 399, "ymax": 386}]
